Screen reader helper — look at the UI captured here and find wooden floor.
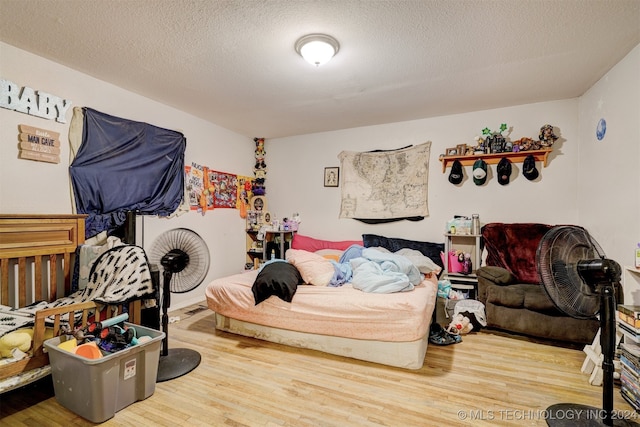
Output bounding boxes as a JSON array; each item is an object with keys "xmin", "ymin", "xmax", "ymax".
[{"xmin": 1, "ymin": 303, "xmax": 638, "ymax": 426}]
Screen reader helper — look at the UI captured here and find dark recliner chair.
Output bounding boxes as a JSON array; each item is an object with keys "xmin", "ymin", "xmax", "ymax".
[{"xmin": 476, "ymin": 222, "xmax": 601, "ymax": 345}]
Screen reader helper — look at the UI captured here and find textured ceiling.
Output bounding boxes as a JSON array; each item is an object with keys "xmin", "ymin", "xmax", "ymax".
[{"xmin": 1, "ymin": 0, "xmax": 639, "ymax": 138}]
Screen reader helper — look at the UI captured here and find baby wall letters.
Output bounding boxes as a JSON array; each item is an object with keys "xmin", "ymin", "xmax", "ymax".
[{"xmin": 0, "ymin": 79, "xmax": 72, "ymax": 123}]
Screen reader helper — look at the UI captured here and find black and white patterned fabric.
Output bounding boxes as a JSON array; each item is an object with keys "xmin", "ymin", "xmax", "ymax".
[
  {"xmin": 52, "ymin": 245, "xmax": 155, "ymax": 307},
  {"xmin": 0, "ymin": 305, "xmax": 41, "ymax": 337},
  {"xmin": 0, "ymin": 245, "xmax": 156, "ymax": 337}
]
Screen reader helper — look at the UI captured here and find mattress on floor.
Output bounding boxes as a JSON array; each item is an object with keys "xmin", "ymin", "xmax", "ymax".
[{"xmin": 205, "ymin": 269, "xmax": 437, "ymax": 343}]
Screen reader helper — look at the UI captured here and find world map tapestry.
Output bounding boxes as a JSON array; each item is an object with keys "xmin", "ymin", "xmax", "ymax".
[{"xmin": 338, "ymin": 142, "xmax": 431, "ymax": 220}]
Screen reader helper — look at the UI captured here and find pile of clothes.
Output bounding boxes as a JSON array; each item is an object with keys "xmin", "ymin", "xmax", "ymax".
[{"xmin": 429, "ymin": 298, "xmax": 487, "ymax": 346}]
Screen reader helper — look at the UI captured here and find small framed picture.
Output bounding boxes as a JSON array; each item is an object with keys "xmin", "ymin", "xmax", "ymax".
[
  {"xmin": 324, "ymin": 167, "xmax": 339, "ymax": 187},
  {"xmin": 446, "ymin": 147, "xmax": 458, "ymax": 156},
  {"xmin": 456, "ymin": 144, "xmax": 467, "ymax": 155},
  {"xmin": 263, "ymin": 211, "xmax": 272, "ymax": 225},
  {"xmin": 250, "ymin": 195, "xmax": 267, "ymax": 212}
]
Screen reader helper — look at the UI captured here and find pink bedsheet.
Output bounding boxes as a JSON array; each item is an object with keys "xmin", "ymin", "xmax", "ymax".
[{"xmin": 205, "ymin": 270, "xmax": 437, "ymax": 342}]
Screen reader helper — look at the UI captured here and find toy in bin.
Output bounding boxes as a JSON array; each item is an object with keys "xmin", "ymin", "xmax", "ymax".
[
  {"xmin": 44, "ymin": 321, "xmax": 165, "ymax": 423},
  {"xmin": 59, "ymin": 313, "xmax": 149, "ymax": 358},
  {"xmin": 446, "ymin": 313, "xmax": 474, "ymax": 335}
]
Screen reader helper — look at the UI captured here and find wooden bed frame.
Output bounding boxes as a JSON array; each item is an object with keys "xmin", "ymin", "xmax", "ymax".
[{"xmin": 0, "ymin": 214, "xmax": 143, "ymax": 384}]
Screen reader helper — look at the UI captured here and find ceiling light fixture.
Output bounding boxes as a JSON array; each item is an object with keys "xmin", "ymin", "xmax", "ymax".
[{"xmin": 295, "ymin": 34, "xmax": 340, "ymax": 67}]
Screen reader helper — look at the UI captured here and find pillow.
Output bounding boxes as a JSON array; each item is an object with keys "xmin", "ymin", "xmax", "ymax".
[
  {"xmin": 476, "ymin": 266, "xmax": 516, "ymax": 285},
  {"xmin": 291, "ymin": 234, "xmax": 363, "ymax": 252},
  {"xmin": 314, "ymin": 249, "xmax": 343, "ymax": 262},
  {"xmin": 362, "ymin": 234, "xmax": 445, "ymax": 271},
  {"xmin": 85, "ymin": 231, "xmax": 108, "ymax": 246},
  {"xmin": 252, "ymin": 261, "xmax": 303, "ymax": 305},
  {"xmin": 286, "ymin": 249, "xmax": 335, "ymax": 286},
  {"xmin": 395, "ymin": 248, "xmax": 442, "ymax": 275},
  {"xmin": 76, "ymin": 235, "xmax": 124, "ymax": 290}
]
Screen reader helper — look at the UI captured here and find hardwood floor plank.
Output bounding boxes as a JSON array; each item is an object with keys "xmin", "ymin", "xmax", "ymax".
[{"xmin": 1, "ymin": 302, "xmax": 637, "ymax": 426}]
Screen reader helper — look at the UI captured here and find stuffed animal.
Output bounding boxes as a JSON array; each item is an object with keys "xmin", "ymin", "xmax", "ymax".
[
  {"xmin": 446, "ymin": 313, "xmax": 474, "ymax": 335},
  {"xmin": 254, "ymin": 137, "xmax": 266, "ymax": 157},
  {"xmin": 0, "ymin": 328, "xmax": 33, "ymax": 358},
  {"xmin": 539, "ymin": 124, "xmax": 558, "ymax": 147},
  {"xmin": 253, "ymin": 138, "xmax": 267, "ymax": 195},
  {"xmin": 0, "ymin": 327, "xmax": 55, "ymax": 358},
  {"xmin": 252, "ymin": 177, "xmax": 266, "ymax": 195}
]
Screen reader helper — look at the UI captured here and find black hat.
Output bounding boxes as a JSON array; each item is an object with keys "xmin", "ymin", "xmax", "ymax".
[
  {"xmin": 448, "ymin": 160, "xmax": 463, "ymax": 184},
  {"xmin": 522, "ymin": 154, "xmax": 539, "ymax": 180},
  {"xmin": 472, "ymin": 159, "xmax": 487, "ymax": 185},
  {"xmin": 497, "ymin": 157, "xmax": 512, "ymax": 185}
]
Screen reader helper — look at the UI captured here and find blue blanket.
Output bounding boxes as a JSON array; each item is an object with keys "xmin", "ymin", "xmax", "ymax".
[{"xmin": 349, "ymin": 248, "xmax": 423, "ymax": 293}]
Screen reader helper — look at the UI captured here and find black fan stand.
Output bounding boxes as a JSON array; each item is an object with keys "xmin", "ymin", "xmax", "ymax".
[
  {"xmin": 156, "ymin": 251, "xmax": 201, "ymax": 382},
  {"xmin": 546, "ymin": 262, "xmax": 638, "ymax": 427}
]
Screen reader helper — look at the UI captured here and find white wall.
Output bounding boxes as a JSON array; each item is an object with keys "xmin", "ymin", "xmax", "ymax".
[
  {"xmin": 265, "ymin": 44, "xmax": 640, "ymax": 304},
  {"xmin": 577, "ymin": 44, "xmax": 640, "ymax": 304},
  {"xmin": 0, "ymin": 42, "xmax": 255, "ymax": 309},
  {"xmin": 2, "ymin": 40, "xmax": 638, "ymax": 308},
  {"xmin": 266, "ymin": 100, "xmax": 580, "ymax": 243}
]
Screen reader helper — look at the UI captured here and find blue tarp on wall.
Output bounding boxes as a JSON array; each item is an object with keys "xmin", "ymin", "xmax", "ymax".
[{"xmin": 70, "ymin": 108, "xmax": 186, "ymax": 237}]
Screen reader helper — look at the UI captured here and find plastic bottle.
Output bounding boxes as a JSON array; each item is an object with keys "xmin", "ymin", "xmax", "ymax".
[
  {"xmin": 463, "ymin": 253, "xmax": 472, "ymax": 275},
  {"xmin": 271, "ymin": 249, "xmax": 276, "ymax": 260}
]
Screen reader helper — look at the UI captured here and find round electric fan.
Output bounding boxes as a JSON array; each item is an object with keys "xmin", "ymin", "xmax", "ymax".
[
  {"xmin": 149, "ymin": 228, "xmax": 210, "ymax": 382},
  {"xmin": 537, "ymin": 226, "xmax": 636, "ymax": 427}
]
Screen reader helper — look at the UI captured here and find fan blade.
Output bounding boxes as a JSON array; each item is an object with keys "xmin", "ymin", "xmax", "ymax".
[
  {"xmin": 537, "ymin": 226, "xmax": 603, "ymax": 319},
  {"xmin": 149, "ymin": 228, "xmax": 210, "ymax": 293}
]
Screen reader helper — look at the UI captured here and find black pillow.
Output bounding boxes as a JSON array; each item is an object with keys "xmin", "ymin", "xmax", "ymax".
[
  {"xmin": 252, "ymin": 261, "xmax": 303, "ymax": 305},
  {"xmin": 362, "ymin": 234, "xmax": 445, "ymax": 271}
]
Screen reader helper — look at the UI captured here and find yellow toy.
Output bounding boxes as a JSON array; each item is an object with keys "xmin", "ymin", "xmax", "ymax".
[
  {"xmin": 0, "ymin": 328, "xmax": 33, "ymax": 358},
  {"xmin": 0, "ymin": 327, "xmax": 54, "ymax": 358}
]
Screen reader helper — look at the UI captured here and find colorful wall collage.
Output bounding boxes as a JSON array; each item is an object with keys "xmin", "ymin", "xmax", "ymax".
[{"xmin": 184, "ymin": 137, "xmax": 265, "ymax": 216}]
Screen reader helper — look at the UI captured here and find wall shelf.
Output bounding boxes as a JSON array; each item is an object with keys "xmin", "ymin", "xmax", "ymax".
[
  {"xmin": 438, "ymin": 149, "xmax": 552, "ymax": 173},
  {"xmin": 623, "ymin": 266, "xmax": 640, "ymax": 301},
  {"xmin": 245, "ymin": 229, "xmax": 295, "ymax": 270}
]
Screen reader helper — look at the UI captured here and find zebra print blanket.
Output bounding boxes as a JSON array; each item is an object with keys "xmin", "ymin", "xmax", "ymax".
[{"xmin": 0, "ymin": 245, "xmax": 156, "ymax": 337}]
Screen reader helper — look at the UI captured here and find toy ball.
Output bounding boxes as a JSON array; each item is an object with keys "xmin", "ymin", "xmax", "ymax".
[{"xmin": 74, "ymin": 341, "xmax": 102, "ymax": 359}]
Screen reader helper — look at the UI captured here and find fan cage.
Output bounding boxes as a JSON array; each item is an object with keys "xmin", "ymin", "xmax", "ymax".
[
  {"xmin": 149, "ymin": 228, "xmax": 210, "ymax": 293},
  {"xmin": 536, "ymin": 226, "xmax": 602, "ymax": 319}
]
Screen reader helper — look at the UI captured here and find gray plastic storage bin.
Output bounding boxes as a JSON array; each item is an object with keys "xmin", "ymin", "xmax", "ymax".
[{"xmin": 44, "ymin": 322, "xmax": 165, "ymax": 423}]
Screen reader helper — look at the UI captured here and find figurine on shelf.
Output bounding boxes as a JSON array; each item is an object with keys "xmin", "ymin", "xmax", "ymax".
[
  {"xmin": 473, "ymin": 136, "xmax": 486, "ymax": 154},
  {"xmin": 480, "ymin": 123, "xmax": 510, "ymax": 153},
  {"xmin": 490, "ymin": 134, "xmax": 505, "ymax": 153},
  {"xmin": 514, "ymin": 137, "xmax": 540, "ymax": 151},
  {"xmin": 504, "ymin": 140, "xmax": 513, "ymax": 152},
  {"xmin": 539, "ymin": 124, "xmax": 558, "ymax": 148}
]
